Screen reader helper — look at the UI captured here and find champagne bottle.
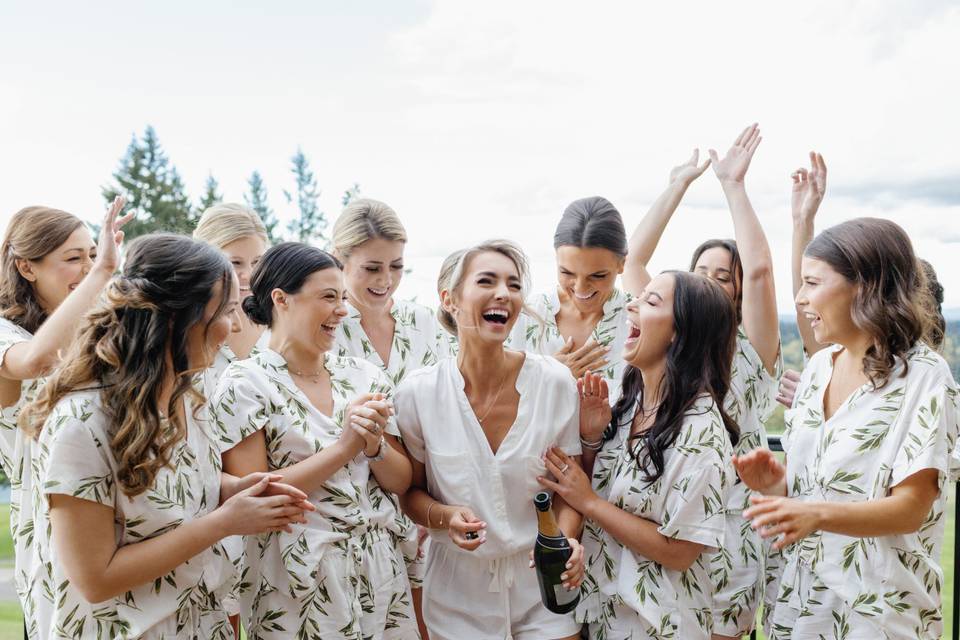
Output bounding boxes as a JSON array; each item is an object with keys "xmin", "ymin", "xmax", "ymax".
[{"xmin": 532, "ymin": 491, "xmax": 579, "ymax": 614}]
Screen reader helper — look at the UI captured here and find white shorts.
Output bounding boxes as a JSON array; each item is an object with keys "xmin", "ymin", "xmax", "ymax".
[{"xmin": 423, "ymin": 542, "xmax": 581, "ymax": 640}]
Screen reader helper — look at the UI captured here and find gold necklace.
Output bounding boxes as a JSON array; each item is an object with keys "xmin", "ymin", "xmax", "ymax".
[
  {"xmin": 283, "ymin": 351, "xmax": 326, "ymax": 383},
  {"xmin": 475, "ymin": 376, "xmax": 507, "ymax": 424}
]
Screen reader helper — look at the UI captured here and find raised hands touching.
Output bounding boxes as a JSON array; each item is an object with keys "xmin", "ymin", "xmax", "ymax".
[
  {"xmin": 791, "ymin": 151, "xmax": 827, "ymax": 223},
  {"xmin": 669, "ymin": 148, "xmax": 712, "ymax": 187},
  {"xmin": 709, "ymin": 123, "xmax": 762, "ymax": 185}
]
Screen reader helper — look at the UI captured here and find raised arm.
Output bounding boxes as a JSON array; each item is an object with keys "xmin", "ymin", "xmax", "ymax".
[
  {"xmin": 0, "ymin": 197, "xmax": 132, "ymax": 380},
  {"xmin": 622, "ymin": 150, "xmax": 711, "ymax": 296},
  {"xmin": 709, "ymin": 124, "xmax": 779, "ymax": 374},
  {"xmin": 790, "ymin": 152, "xmax": 827, "ymax": 357}
]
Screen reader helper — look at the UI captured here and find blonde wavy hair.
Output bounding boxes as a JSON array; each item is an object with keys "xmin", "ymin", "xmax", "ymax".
[{"xmin": 20, "ymin": 234, "xmax": 232, "ymax": 497}]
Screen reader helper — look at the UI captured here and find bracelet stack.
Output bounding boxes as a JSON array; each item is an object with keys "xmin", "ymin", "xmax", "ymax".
[{"xmin": 580, "ymin": 435, "xmax": 604, "ymax": 451}]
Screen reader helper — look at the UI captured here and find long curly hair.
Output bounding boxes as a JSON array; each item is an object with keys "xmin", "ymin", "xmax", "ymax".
[
  {"xmin": 0, "ymin": 206, "xmax": 85, "ymax": 333},
  {"xmin": 804, "ymin": 218, "xmax": 928, "ymax": 388},
  {"xmin": 609, "ymin": 271, "xmax": 739, "ymax": 484},
  {"xmin": 20, "ymin": 233, "xmax": 232, "ymax": 497}
]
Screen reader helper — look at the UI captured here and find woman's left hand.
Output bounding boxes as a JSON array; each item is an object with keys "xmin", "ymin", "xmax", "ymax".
[
  {"xmin": 349, "ymin": 393, "xmax": 392, "ymax": 456},
  {"xmin": 537, "ymin": 447, "xmax": 598, "ymax": 515},
  {"xmin": 527, "ymin": 536, "xmax": 585, "ymax": 590},
  {"xmin": 743, "ymin": 494, "xmax": 822, "ymax": 551}
]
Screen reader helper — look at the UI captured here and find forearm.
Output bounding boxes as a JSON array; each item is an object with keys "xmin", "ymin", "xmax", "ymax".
[
  {"xmin": 623, "ymin": 181, "xmax": 689, "ymax": 296},
  {"xmin": 224, "ymin": 437, "xmax": 360, "ymax": 497},
  {"xmin": 792, "ymin": 219, "xmax": 821, "ymax": 355},
  {"xmin": 554, "ymin": 495, "xmax": 583, "ymax": 538},
  {"xmin": 814, "ymin": 494, "xmax": 933, "ymax": 538},
  {"xmin": 722, "ymin": 181, "xmax": 780, "ymax": 372},
  {"xmin": 401, "ymin": 486, "xmax": 448, "ymax": 529},
  {"xmin": 3, "ymin": 267, "xmax": 112, "ymax": 379},
  {"xmin": 369, "ymin": 440, "xmax": 412, "ymax": 495},
  {"xmin": 79, "ymin": 510, "xmax": 229, "ymax": 602},
  {"xmin": 582, "ymin": 497, "xmax": 701, "ymax": 571}
]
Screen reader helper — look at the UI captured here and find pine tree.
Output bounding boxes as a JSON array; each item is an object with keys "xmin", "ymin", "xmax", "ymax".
[
  {"xmin": 198, "ymin": 173, "xmax": 222, "ymax": 213},
  {"xmin": 245, "ymin": 171, "xmax": 281, "ymax": 243},
  {"xmin": 102, "ymin": 126, "xmax": 195, "ymax": 237},
  {"xmin": 341, "ymin": 183, "xmax": 361, "ymax": 207},
  {"xmin": 284, "ymin": 149, "xmax": 326, "ymax": 244}
]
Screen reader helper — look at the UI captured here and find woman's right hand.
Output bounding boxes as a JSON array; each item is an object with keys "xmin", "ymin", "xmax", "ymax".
[
  {"xmin": 340, "ymin": 393, "xmax": 381, "ymax": 452},
  {"xmin": 217, "ymin": 476, "xmax": 310, "ymax": 536},
  {"xmin": 578, "ymin": 371, "xmax": 611, "ymax": 441},
  {"xmin": 776, "ymin": 369, "xmax": 802, "ymax": 408},
  {"xmin": 93, "ymin": 196, "xmax": 134, "ymax": 274},
  {"xmin": 732, "ymin": 448, "xmax": 787, "ymax": 496},
  {"xmin": 447, "ymin": 506, "xmax": 487, "ymax": 551},
  {"xmin": 790, "ymin": 151, "xmax": 827, "ymax": 225},
  {"xmin": 554, "ymin": 338, "xmax": 610, "ymax": 379}
]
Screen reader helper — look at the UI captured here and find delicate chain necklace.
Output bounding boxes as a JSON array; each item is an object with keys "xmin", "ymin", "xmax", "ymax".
[
  {"xmin": 283, "ymin": 350, "xmax": 326, "ymax": 384},
  {"xmin": 474, "ymin": 376, "xmax": 507, "ymax": 424}
]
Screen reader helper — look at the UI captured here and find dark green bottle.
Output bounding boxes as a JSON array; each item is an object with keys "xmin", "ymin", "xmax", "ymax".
[{"xmin": 533, "ymin": 491, "xmax": 579, "ymax": 614}]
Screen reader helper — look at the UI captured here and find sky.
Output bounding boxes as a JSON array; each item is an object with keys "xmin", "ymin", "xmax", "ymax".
[{"xmin": 1, "ymin": 0, "xmax": 958, "ymax": 313}]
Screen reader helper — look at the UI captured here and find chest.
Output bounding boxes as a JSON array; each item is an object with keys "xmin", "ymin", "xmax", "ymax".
[
  {"xmin": 470, "ymin": 387, "xmax": 521, "ymax": 455},
  {"xmin": 360, "ymin": 316, "xmax": 396, "ymax": 368},
  {"xmin": 554, "ymin": 309, "xmax": 601, "ymax": 350}
]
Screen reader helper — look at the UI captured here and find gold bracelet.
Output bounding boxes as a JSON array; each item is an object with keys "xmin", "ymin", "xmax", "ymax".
[{"xmin": 426, "ymin": 501, "xmax": 439, "ymax": 529}]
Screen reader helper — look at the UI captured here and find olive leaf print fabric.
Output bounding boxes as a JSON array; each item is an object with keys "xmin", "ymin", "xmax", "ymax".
[
  {"xmin": 509, "ymin": 288, "xmax": 631, "ymax": 404},
  {"xmin": 212, "ymin": 349, "xmax": 420, "ymax": 640},
  {"xmin": 578, "ymin": 394, "xmax": 734, "ymax": 639},
  {"xmin": 709, "ymin": 328, "xmax": 782, "ymax": 635},
  {"xmin": 771, "ymin": 343, "xmax": 959, "ymax": 639},
  {"xmin": 0, "ymin": 318, "xmax": 42, "ymax": 622},
  {"xmin": 29, "ymin": 390, "xmax": 236, "ymax": 639}
]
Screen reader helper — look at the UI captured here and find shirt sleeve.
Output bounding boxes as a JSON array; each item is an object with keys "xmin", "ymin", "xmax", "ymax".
[
  {"xmin": 890, "ymin": 362, "xmax": 960, "ymax": 489},
  {"xmin": 0, "ymin": 320, "xmax": 29, "ymax": 369},
  {"xmin": 655, "ymin": 406, "xmax": 730, "ymax": 549},
  {"xmin": 210, "ymin": 363, "xmax": 274, "ymax": 451},
  {"xmin": 394, "ymin": 376, "xmax": 425, "ymax": 463},
  {"xmin": 41, "ymin": 399, "xmax": 116, "ymax": 508}
]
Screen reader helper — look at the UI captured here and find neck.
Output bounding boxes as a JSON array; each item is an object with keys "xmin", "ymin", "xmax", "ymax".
[
  {"xmin": 837, "ymin": 331, "xmax": 873, "ymax": 371},
  {"xmin": 639, "ymin": 359, "xmax": 667, "ymax": 412},
  {"xmin": 457, "ymin": 337, "xmax": 509, "ymax": 392},
  {"xmin": 348, "ymin": 291, "xmax": 394, "ymax": 320},
  {"xmin": 226, "ymin": 315, "xmax": 265, "ymax": 356},
  {"xmin": 269, "ymin": 330, "xmax": 326, "ymax": 372}
]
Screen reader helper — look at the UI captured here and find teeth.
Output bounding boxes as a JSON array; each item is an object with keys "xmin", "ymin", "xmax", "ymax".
[
  {"xmin": 369, "ymin": 288, "xmax": 388, "ymax": 295},
  {"xmin": 484, "ymin": 309, "xmax": 508, "ymax": 318}
]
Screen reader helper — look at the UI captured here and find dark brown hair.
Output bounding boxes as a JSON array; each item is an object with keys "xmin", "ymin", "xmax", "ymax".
[
  {"xmin": 0, "ymin": 207, "xmax": 85, "ymax": 333},
  {"xmin": 21, "ymin": 234, "xmax": 233, "ymax": 497},
  {"xmin": 609, "ymin": 271, "xmax": 739, "ymax": 484},
  {"xmin": 804, "ymin": 218, "xmax": 928, "ymax": 388},
  {"xmin": 689, "ymin": 238, "xmax": 743, "ymax": 324}
]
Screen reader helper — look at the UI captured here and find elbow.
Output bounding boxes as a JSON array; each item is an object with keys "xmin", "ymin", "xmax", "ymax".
[
  {"xmin": 72, "ymin": 577, "xmax": 115, "ymax": 604},
  {"xmin": 744, "ymin": 261, "xmax": 773, "ymax": 285},
  {"xmin": 662, "ymin": 555, "xmax": 697, "ymax": 572}
]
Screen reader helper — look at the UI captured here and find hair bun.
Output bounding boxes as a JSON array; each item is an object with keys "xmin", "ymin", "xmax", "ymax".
[{"xmin": 242, "ymin": 294, "xmax": 270, "ymax": 326}]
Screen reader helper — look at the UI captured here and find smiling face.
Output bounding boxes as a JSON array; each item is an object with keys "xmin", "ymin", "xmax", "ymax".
[
  {"xmin": 796, "ymin": 256, "xmax": 861, "ymax": 346},
  {"xmin": 273, "ymin": 267, "xmax": 349, "ymax": 353},
  {"xmin": 185, "ymin": 273, "xmax": 242, "ymax": 370},
  {"xmin": 221, "ymin": 235, "xmax": 266, "ymax": 300},
  {"xmin": 692, "ymin": 246, "xmax": 738, "ymax": 301},
  {"xmin": 442, "ymin": 250, "xmax": 523, "ymax": 345},
  {"xmin": 17, "ymin": 225, "xmax": 96, "ymax": 312},
  {"xmin": 555, "ymin": 245, "xmax": 624, "ymax": 313},
  {"xmin": 341, "ymin": 237, "xmax": 405, "ymax": 311},
  {"xmin": 622, "ymin": 273, "xmax": 676, "ymax": 370}
]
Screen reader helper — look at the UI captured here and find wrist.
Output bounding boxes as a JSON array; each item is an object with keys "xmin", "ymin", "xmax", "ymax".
[
  {"xmin": 811, "ymin": 501, "xmax": 830, "ymax": 532},
  {"xmin": 207, "ymin": 505, "xmax": 234, "ymax": 538},
  {"xmin": 364, "ymin": 435, "xmax": 386, "ymax": 461},
  {"xmin": 720, "ymin": 179, "xmax": 746, "ymax": 192},
  {"xmin": 581, "ymin": 494, "xmax": 603, "ymax": 521}
]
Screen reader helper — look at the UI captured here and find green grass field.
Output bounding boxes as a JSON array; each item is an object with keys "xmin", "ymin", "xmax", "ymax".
[{"xmin": 0, "ymin": 495, "xmax": 954, "ymax": 640}]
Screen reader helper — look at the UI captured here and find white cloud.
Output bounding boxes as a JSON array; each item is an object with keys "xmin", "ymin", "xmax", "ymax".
[{"xmin": 1, "ymin": 0, "xmax": 958, "ymax": 311}]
